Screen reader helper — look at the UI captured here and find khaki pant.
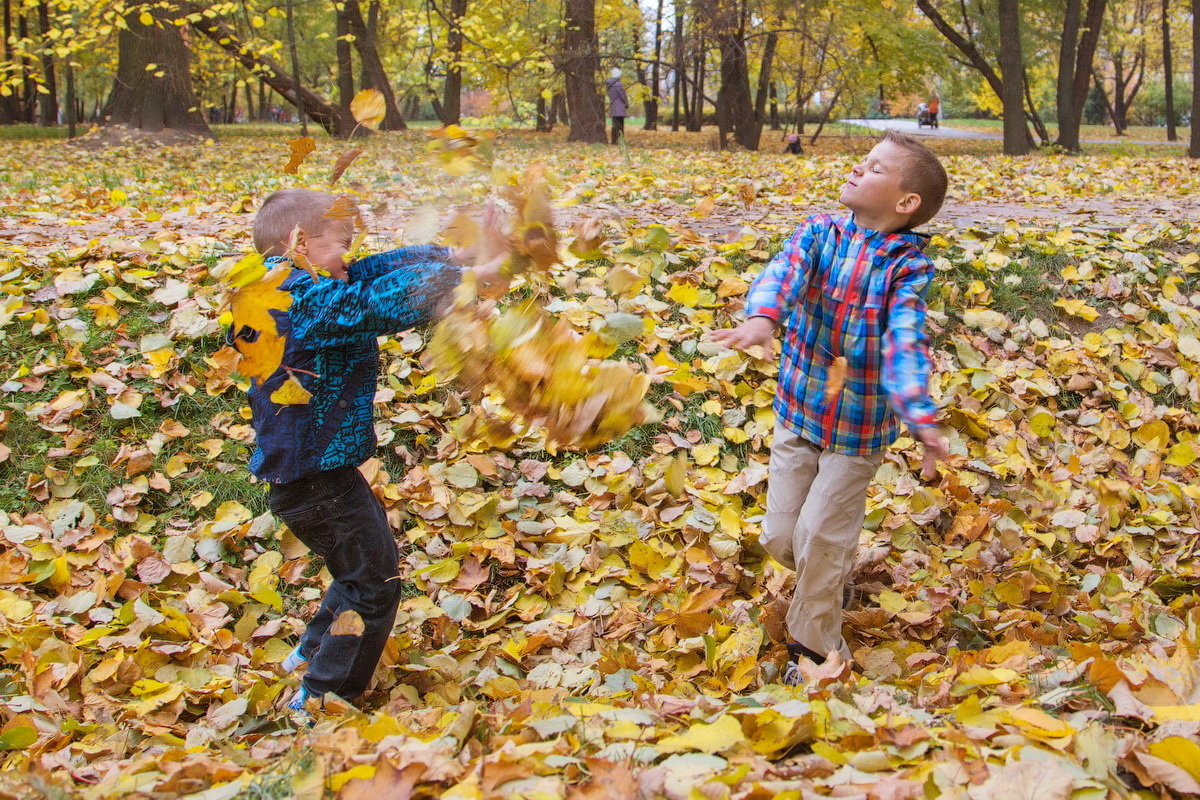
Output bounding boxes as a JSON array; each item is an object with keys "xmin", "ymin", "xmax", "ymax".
[{"xmin": 760, "ymin": 422, "xmax": 884, "ymax": 660}]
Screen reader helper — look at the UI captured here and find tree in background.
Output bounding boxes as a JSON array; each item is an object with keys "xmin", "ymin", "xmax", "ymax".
[{"xmin": 101, "ymin": 4, "xmax": 209, "ymax": 134}]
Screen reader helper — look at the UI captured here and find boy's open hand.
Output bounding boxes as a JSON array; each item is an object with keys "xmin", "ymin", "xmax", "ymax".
[
  {"xmin": 917, "ymin": 426, "xmax": 949, "ymax": 480},
  {"xmin": 708, "ymin": 316, "xmax": 776, "ymax": 350}
]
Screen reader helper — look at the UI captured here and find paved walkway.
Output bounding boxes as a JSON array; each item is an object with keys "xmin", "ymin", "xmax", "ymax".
[{"xmin": 841, "ymin": 118, "xmax": 1184, "ymax": 146}]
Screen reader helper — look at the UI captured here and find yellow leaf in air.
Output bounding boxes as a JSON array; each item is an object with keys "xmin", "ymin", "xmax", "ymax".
[
  {"xmin": 284, "ymin": 136, "xmax": 316, "ymax": 174},
  {"xmin": 229, "ymin": 267, "xmax": 292, "ymax": 383},
  {"xmin": 824, "ymin": 356, "xmax": 847, "ymax": 403},
  {"xmin": 330, "ymin": 609, "xmax": 365, "ymax": 636},
  {"xmin": 222, "ymin": 252, "xmax": 267, "ymax": 288},
  {"xmin": 692, "ymin": 196, "xmax": 716, "ymax": 217},
  {"xmin": 350, "ymin": 88, "xmax": 386, "ymax": 129},
  {"xmin": 269, "ymin": 375, "xmax": 311, "ymax": 405},
  {"xmin": 138, "ymin": 11, "xmax": 153, "ymax": 25},
  {"xmin": 656, "ymin": 713, "xmax": 747, "ymax": 754}
]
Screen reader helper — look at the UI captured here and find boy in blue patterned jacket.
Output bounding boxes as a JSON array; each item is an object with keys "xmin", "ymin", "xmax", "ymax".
[
  {"xmin": 235, "ymin": 188, "xmax": 507, "ymax": 712},
  {"xmin": 710, "ymin": 131, "xmax": 950, "ymax": 682}
]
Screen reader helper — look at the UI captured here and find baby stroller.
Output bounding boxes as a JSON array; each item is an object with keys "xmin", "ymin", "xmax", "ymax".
[{"xmin": 916, "ymin": 102, "xmax": 939, "ymax": 129}]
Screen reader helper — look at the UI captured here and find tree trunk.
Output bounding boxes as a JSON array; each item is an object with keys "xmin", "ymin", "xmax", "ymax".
[
  {"xmin": 536, "ymin": 93, "xmax": 550, "ymax": 131},
  {"xmin": 645, "ymin": 0, "xmax": 664, "ymax": 129},
  {"xmin": 687, "ymin": 46, "xmax": 705, "ymax": 131},
  {"xmin": 997, "ymin": 0, "xmax": 1029, "ymax": 154},
  {"xmin": 671, "ymin": 1, "xmax": 683, "ymax": 131},
  {"xmin": 1162, "ymin": 0, "xmax": 1175, "ymax": 139},
  {"xmin": 0, "ymin": 0, "xmax": 16, "ymax": 122},
  {"xmin": 769, "ymin": 82, "xmax": 779, "ymax": 129},
  {"xmin": 342, "ymin": 0, "xmax": 405, "ymax": 129},
  {"xmin": 442, "ymin": 0, "xmax": 466, "ymax": 125},
  {"xmin": 36, "ymin": 1, "xmax": 57, "ymax": 125},
  {"xmin": 1069, "ymin": 0, "xmax": 1107, "ymax": 132},
  {"xmin": 704, "ymin": 0, "xmax": 757, "ymax": 149},
  {"xmin": 563, "ymin": 0, "xmax": 605, "ymax": 142},
  {"xmin": 181, "ymin": 0, "xmax": 357, "ymax": 136},
  {"xmin": 753, "ymin": 30, "xmax": 777, "ymax": 126},
  {"xmin": 1190, "ymin": 0, "xmax": 1199, "ymax": 156},
  {"xmin": 1055, "ymin": 0, "xmax": 1082, "ymax": 149},
  {"xmin": 101, "ymin": 6, "xmax": 210, "ymax": 133},
  {"xmin": 19, "ymin": 12, "xmax": 35, "ymax": 122},
  {"xmin": 336, "ymin": 4, "xmax": 354, "ymax": 112},
  {"xmin": 552, "ymin": 92, "xmax": 567, "ymax": 125}
]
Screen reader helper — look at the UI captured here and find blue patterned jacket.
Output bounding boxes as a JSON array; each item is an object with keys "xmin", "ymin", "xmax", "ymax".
[{"xmin": 234, "ymin": 246, "xmax": 461, "ymax": 484}]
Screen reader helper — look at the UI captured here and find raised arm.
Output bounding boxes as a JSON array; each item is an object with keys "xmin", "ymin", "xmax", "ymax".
[
  {"xmin": 346, "ymin": 245, "xmax": 453, "ymax": 283},
  {"xmin": 289, "ymin": 257, "xmax": 462, "ymax": 346}
]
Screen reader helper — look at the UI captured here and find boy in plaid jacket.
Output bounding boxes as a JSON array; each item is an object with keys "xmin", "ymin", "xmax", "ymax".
[{"xmin": 710, "ymin": 131, "xmax": 950, "ymax": 682}]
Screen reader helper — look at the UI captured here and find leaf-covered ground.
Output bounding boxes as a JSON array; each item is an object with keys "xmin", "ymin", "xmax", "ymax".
[{"xmin": 0, "ymin": 129, "xmax": 1198, "ymax": 799}]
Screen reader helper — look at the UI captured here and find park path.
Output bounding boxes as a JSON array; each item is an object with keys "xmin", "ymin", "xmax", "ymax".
[{"xmin": 842, "ymin": 117, "xmax": 1185, "ymax": 147}]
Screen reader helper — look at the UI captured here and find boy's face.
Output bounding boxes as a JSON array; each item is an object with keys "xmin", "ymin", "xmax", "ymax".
[
  {"xmin": 838, "ymin": 141, "xmax": 921, "ymax": 230},
  {"xmin": 296, "ymin": 219, "xmax": 353, "ymax": 279}
]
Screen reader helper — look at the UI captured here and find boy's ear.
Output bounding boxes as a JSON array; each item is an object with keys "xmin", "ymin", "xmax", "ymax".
[
  {"xmin": 287, "ymin": 223, "xmax": 307, "ymax": 255},
  {"xmin": 896, "ymin": 192, "xmax": 922, "ymax": 216}
]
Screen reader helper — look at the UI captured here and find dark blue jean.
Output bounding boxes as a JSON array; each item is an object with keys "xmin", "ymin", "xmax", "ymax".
[{"xmin": 268, "ymin": 465, "xmax": 401, "ymax": 701}]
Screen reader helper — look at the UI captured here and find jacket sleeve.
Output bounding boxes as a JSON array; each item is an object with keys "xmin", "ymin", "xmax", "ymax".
[
  {"xmin": 882, "ymin": 253, "xmax": 939, "ymax": 431},
  {"xmin": 289, "ymin": 256, "xmax": 462, "ymax": 346},
  {"xmin": 347, "ymin": 245, "xmax": 453, "ymax": 283},
  {"xmin": 743, "ymin": 216, "xmax": 824, "ymax": 324}
]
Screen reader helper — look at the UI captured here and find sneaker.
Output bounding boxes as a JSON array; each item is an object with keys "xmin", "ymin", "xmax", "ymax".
[
  {"xmin": 281, "ymin": 645, "xmax": 309, "ymax": 673},
  {"xmin": 782, "ymin": 641, "xmax": 825, "ymax": 686},
  {"xmin": 286, "ymin": 685, "xmax": 311, "ymax": 711}
]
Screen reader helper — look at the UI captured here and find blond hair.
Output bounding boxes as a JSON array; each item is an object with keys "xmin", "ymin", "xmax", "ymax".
[
  {"xmin": 253, "ymin": 188, "xmax": 338, "ymax": 256},
  {"xmin": 883, "ymin": 129, "xmax": 948, "ymax": 228}
]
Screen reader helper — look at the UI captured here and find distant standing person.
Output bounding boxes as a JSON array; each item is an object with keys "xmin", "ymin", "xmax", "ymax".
[
  {"xmin": 927, "ymin": 91, "xmax": 941, "ymax": 128},
  {"xmin": 606, "ymin": 68, "xmax": 628, "ymax": 145}
]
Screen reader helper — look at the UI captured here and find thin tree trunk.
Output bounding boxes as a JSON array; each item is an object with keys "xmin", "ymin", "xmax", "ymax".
[
  {"xmin": 102, "ymin": 6, "xmax": 211, "ymax": 133},
  {"xmin": 997, "ymin": 0, "xmax": 1029, "ymax": 154},
  {"xmin": 645, "ymin": 0, "xmax": 664, "ymax": 129},
  {"xmin": 342, "ymin": 0, "xmax": 406, "ymax": 129},
  {"xmin": 687, "ymin": 45, "xmax": 705, "ymax": 131},
  {"xmin": 1055, "ymin": 0, "xmax": 1082, "ymax": 149},
  {"xmin": 442, "ymin": 0, "xmax": 467, "ymax": 125},
  {"xmin": 672, "ymin": 1, "xmax": 683, "ymax": 131},
  {"xmin": 769, "ymin": 82, "xmax": 779, "ymax": 129},
  {"xmin": 536, "ymin": 93, "xmax": 549, "ymax": 131},
  {"xmin": 563, "ymin": 0, "xmax": 605, "ymax": 142},
  {"xmin": 1070, "ymin": 0, "xmax": 1107, "ymax": 124},
  {"xmin": 336, "ymin": 4, "xmax": 354, "ymax": 112},
  {"xmin": 65, "ymin": 37, "xmax": 76, "ymax": 137},
  {"xmin": 753, "ymin": 30, "xmax": 777, "ymax": 125},
  {"xmin": 36, "ymin": 1, "xmax": 57, "ymax": 125},
  {"xmin": 244, "ymin": 77, "xmax": 256, "ymax": 122},
  {"xmin": 285, "ymin": 0, "xmax": 307, "ymax": 134},
  {"xmin": 1190, "ymin": 0, "xmax": 1199, "ymax": 156},
  {"xmin": 181, "ymin": 0, "xmax": 357, "ymax": 136},
  {"xmin": 1163, "ymin": 0, "xmax": 1175, "ymax": 139},
  {"xmin": 19, "ymin": 12, "xmax": 35, "ymax": 122},
  {"xmin": 0, "ymin": 0, "xmax": 16, "ymax": 122}
]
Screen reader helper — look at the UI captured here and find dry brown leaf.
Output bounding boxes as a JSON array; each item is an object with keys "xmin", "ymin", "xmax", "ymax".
[{"xmin": 284, "ymin": 136, "xmax": 316, "ymax": 174}]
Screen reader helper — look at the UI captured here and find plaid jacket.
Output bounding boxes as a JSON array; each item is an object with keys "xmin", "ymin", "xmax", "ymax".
[
  {"xmin": 745, "ymin": 213, "xmax": 937, "ymax": 455},
  {"xmin": 233, "ymin": 246, "xmax": 460, "ymax": 484}
]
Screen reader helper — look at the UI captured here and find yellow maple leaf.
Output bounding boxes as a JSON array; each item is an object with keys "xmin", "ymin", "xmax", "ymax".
[
  {"xmin": 269, "ymin": 374, "xmax": 311, "ymax": 405},
  {"xmin": 284, "ymin": 136, "xmax": 315, "ymax": 174},
  {"xmin": 350, "ymin": 88, "xmax": 386, "ymax": 129},
  {"xmin": 229, "ymin": 267, "xmax": 292, "ymax": 383},
  {"xmin": 824, "ymin": 356, "xmax": 847, "ymax": 403}
]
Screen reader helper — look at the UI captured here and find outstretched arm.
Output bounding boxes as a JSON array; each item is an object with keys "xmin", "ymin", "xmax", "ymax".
[{"xmin": 882, "ymin": 254, "xmax": 947, "ymax": 478}]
